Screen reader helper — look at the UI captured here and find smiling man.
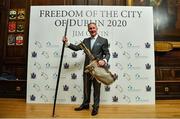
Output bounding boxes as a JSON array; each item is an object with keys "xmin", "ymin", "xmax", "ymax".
[{"xmin": 63, "ymin": 22, "xmax": 110, "ymax": 116}]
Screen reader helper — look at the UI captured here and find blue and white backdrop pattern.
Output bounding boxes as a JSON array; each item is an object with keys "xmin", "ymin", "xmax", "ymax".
[{"xmin": 27, "ymin": 6, "xmax": 155, "ymax": 104}]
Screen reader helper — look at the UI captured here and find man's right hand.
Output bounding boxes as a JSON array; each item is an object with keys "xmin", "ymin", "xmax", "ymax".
[
  {"xmin": 63, "ymin": 36, "xmax": 68, "ymax": 43},
  {"xmin": 62, "ymin": 36, "xmax": 70, "ymax": 46}
]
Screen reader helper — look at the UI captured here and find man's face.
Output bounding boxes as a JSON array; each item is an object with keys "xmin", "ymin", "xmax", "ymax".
[{"xmin": 88, "ymin": 24, "xmax": 98, "ymax": 37}]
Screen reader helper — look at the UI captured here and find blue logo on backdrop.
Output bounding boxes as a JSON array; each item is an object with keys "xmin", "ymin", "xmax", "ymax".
[
  {"xmin": 127, "ymin": 63, "xmax": 140, "ymax": 70},
  {"xmin": 146, "ymin": 85, "xmax": 151, "ymax": 92},
  {"xmin": 34, "ymin": 41, "xmax": 42, "ymax": 48},
  {"xmin": 115, "ymin": 85, "xmax": 123, "ymax": 92},
  {"xmin": 115, "ymin": 41, "xmax": 123, "ymax": 49},
  {"xmin": 127, "ymin": 42, "xmax": 140, "ymax": 48},
  {"xmin": 135, "ymin": 73, "xmax": 148, "ymax": 80},
  {"xmin": 34, "ymin": 62, "xmax": 41, "ymax": 70},
  {"xmin": 53, "ymin": 51, "xmax": 60, "ymax": 57},
  {"xmin": 41, "ymin": 72, "xmax": 48, "ymax": 80},
  {"xmin": 41, "ymin": 51, "xmax": 49, "ymax": 58},
  {"xmin": 105, "ymin": 85, "xmax": 110, "ymax": 92},
  {"xmin": 64, "ymin": 63, "xmax": 69, "ymax": 69},
  {"xmin": 135, "ymin": 96, "xmax": 149, "ymax": 102},
  {"xmin": 44, "ymin": 84, "xmax": 54, "ymax": 91},
  {"xmin": 72, "ymin": 52, "xmax": 77, "ymax": 58},
  {"xmin": 112, "ymin": 96, "xmax": 118, "ymax": 102},
  {"xmin": 53, "ymin": 73, "xmax": 58, "ymax": 79},
  {"xmin": 145, "ymin": 63, "xmax": 151, "ymax": 70},
  {"xmin": 123, "ymin": 51, "xmax": 131, "ymax": 59},
  {"xmin": 112, "ymin": 52, "xmax": 118, "ymax": 58},
  {"xmin": 46, "ymin": 41, "xmax": 59, "ymax": 47},
  {"xmin": 115, "ymin": 63, "xmax": 123, "ymax": 70},
  {"xmin": 32, "ymin": 83, "xmax": 40, "ymax": 92},
  {"xmin": 71, "ymin": 73, "xmax": 77, "ymax": 79},
  {"xmin": 31, "ymin": 72, "xmax": 36, "ymax": 79},
  {"xmin": 40, "ymin": 95, "xmax": 48, "ymax": 102},
  {"xmin": 63, "ymin": 85, "xmax": 69, "ymax": 91},
  {"xmin": 128, "ymin": 85, "xmax": 141, "ymax": 92},
  {"xmin": 32, "ymin": 51, "xmax": 37, "ymax": 58},
  {"xmin": 123, "ymin": 95, "xmax": 131, "ymax": 103},
  {"xmin": 45, "ymin": 63, "xmax": 58, "ymax": 69},
  {"xmin": 123, "ymin": 73, "xmax": 131, "ymax": 81},
  {"xmin": 30, "ymin": 95, "xmax": 36, "ymax": 101},
  {"xmin": 145, "ymin": 42, "xmax": 151, "ymax": 48},
  {"xmin": 71, "ymin": 95, "xmax": 77, "ymax": 102},
  {"xmin": 134, "ymin": 52, "xmax": 148, "ymax": 58}
]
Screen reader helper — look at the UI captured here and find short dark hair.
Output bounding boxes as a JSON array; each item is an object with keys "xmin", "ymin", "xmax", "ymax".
[{"xmin": 88, "ymin": 22, "xmax": 97, "ymax": 27}]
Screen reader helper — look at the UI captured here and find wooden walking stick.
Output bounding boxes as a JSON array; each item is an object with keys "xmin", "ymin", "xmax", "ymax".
[{"xmin": 52, "ymin": 19, "xmax": 68, "ymax": 117}]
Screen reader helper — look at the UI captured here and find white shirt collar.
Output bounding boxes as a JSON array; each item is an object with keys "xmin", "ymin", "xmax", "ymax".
[{"xmin": 91, "ymin": 34, "xmax": 98, "ymax": 40}]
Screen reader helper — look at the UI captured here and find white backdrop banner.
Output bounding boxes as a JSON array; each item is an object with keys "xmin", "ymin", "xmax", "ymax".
[{"xmin": 27, "ymin": 6, "xmax": 155, "ymax": 104}]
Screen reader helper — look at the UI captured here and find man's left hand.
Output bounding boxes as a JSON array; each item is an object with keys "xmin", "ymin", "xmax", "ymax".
[{"xmin": 98, "ymin": 60, "xmax": 106, "ymax": 66}]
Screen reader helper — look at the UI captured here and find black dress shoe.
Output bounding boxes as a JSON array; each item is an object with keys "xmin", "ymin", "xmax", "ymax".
[
  {"xmin": 91, "ymin": 108, "xmax": 98, "ymax": 116},
  {"xmin": 74, "ymin": 105, "xmax": 89, "ymax": 111}
]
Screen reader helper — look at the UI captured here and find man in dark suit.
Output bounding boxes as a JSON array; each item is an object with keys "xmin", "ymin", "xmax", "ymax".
[{"xmin": 63, "ymin": 22, "xmax": 110, "ymax": 116}]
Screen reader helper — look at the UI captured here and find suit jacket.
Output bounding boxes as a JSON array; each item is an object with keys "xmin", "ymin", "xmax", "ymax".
[{"xmin": 68, "ymin": 35, "xmax": 110, "ymax": 67}]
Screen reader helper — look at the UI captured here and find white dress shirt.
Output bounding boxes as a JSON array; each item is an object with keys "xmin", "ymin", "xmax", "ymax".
[{"xmin": 90, "ymin": 35, "xmax": 98, "ymax": 49}]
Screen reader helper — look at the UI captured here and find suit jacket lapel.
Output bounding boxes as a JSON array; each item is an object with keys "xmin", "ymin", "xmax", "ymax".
[{"xmin": 86, "ymin": 37, "xmax": 91, "ymax": 50}]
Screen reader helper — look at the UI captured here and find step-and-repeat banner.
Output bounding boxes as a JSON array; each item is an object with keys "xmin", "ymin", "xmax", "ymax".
[{"xmin": 27, "ymin": 6, "xmax": 155, "ymax": 104}]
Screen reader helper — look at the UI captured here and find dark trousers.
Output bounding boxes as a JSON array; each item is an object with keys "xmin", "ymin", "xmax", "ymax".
[{"xmin": 82, "ymin": 73, "xmax": 101, "ymax": 109}]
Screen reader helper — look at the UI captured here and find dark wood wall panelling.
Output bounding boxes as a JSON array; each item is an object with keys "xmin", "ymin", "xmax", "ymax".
[
  {"xmin": 72, "ymin": 0, "xmax": 126, "ymax": 5},
  {"xmin": 155, "ymin": 48, "xmax": 180, "ymax": 99},
  {"xmin": 0, "ymin": 0, "xmax": 29, "ymax": 98},
  {"xmin": 0, "ymin": 0, "xmax": 5, "ymax": 7},
  {"xmin": 2, "ymin": 0, "xmax": 28, "ymax": 79},
  {"xmin": 30, "ymin": 0, "xmax": 64, "ymax": 5},
  {"xmin": 29, "ymin": 0, "xmax": 126, "ymax": 5},
  {"xmin": 0, "ymin": 0, "xmax": 8, "ymax": 73}
]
